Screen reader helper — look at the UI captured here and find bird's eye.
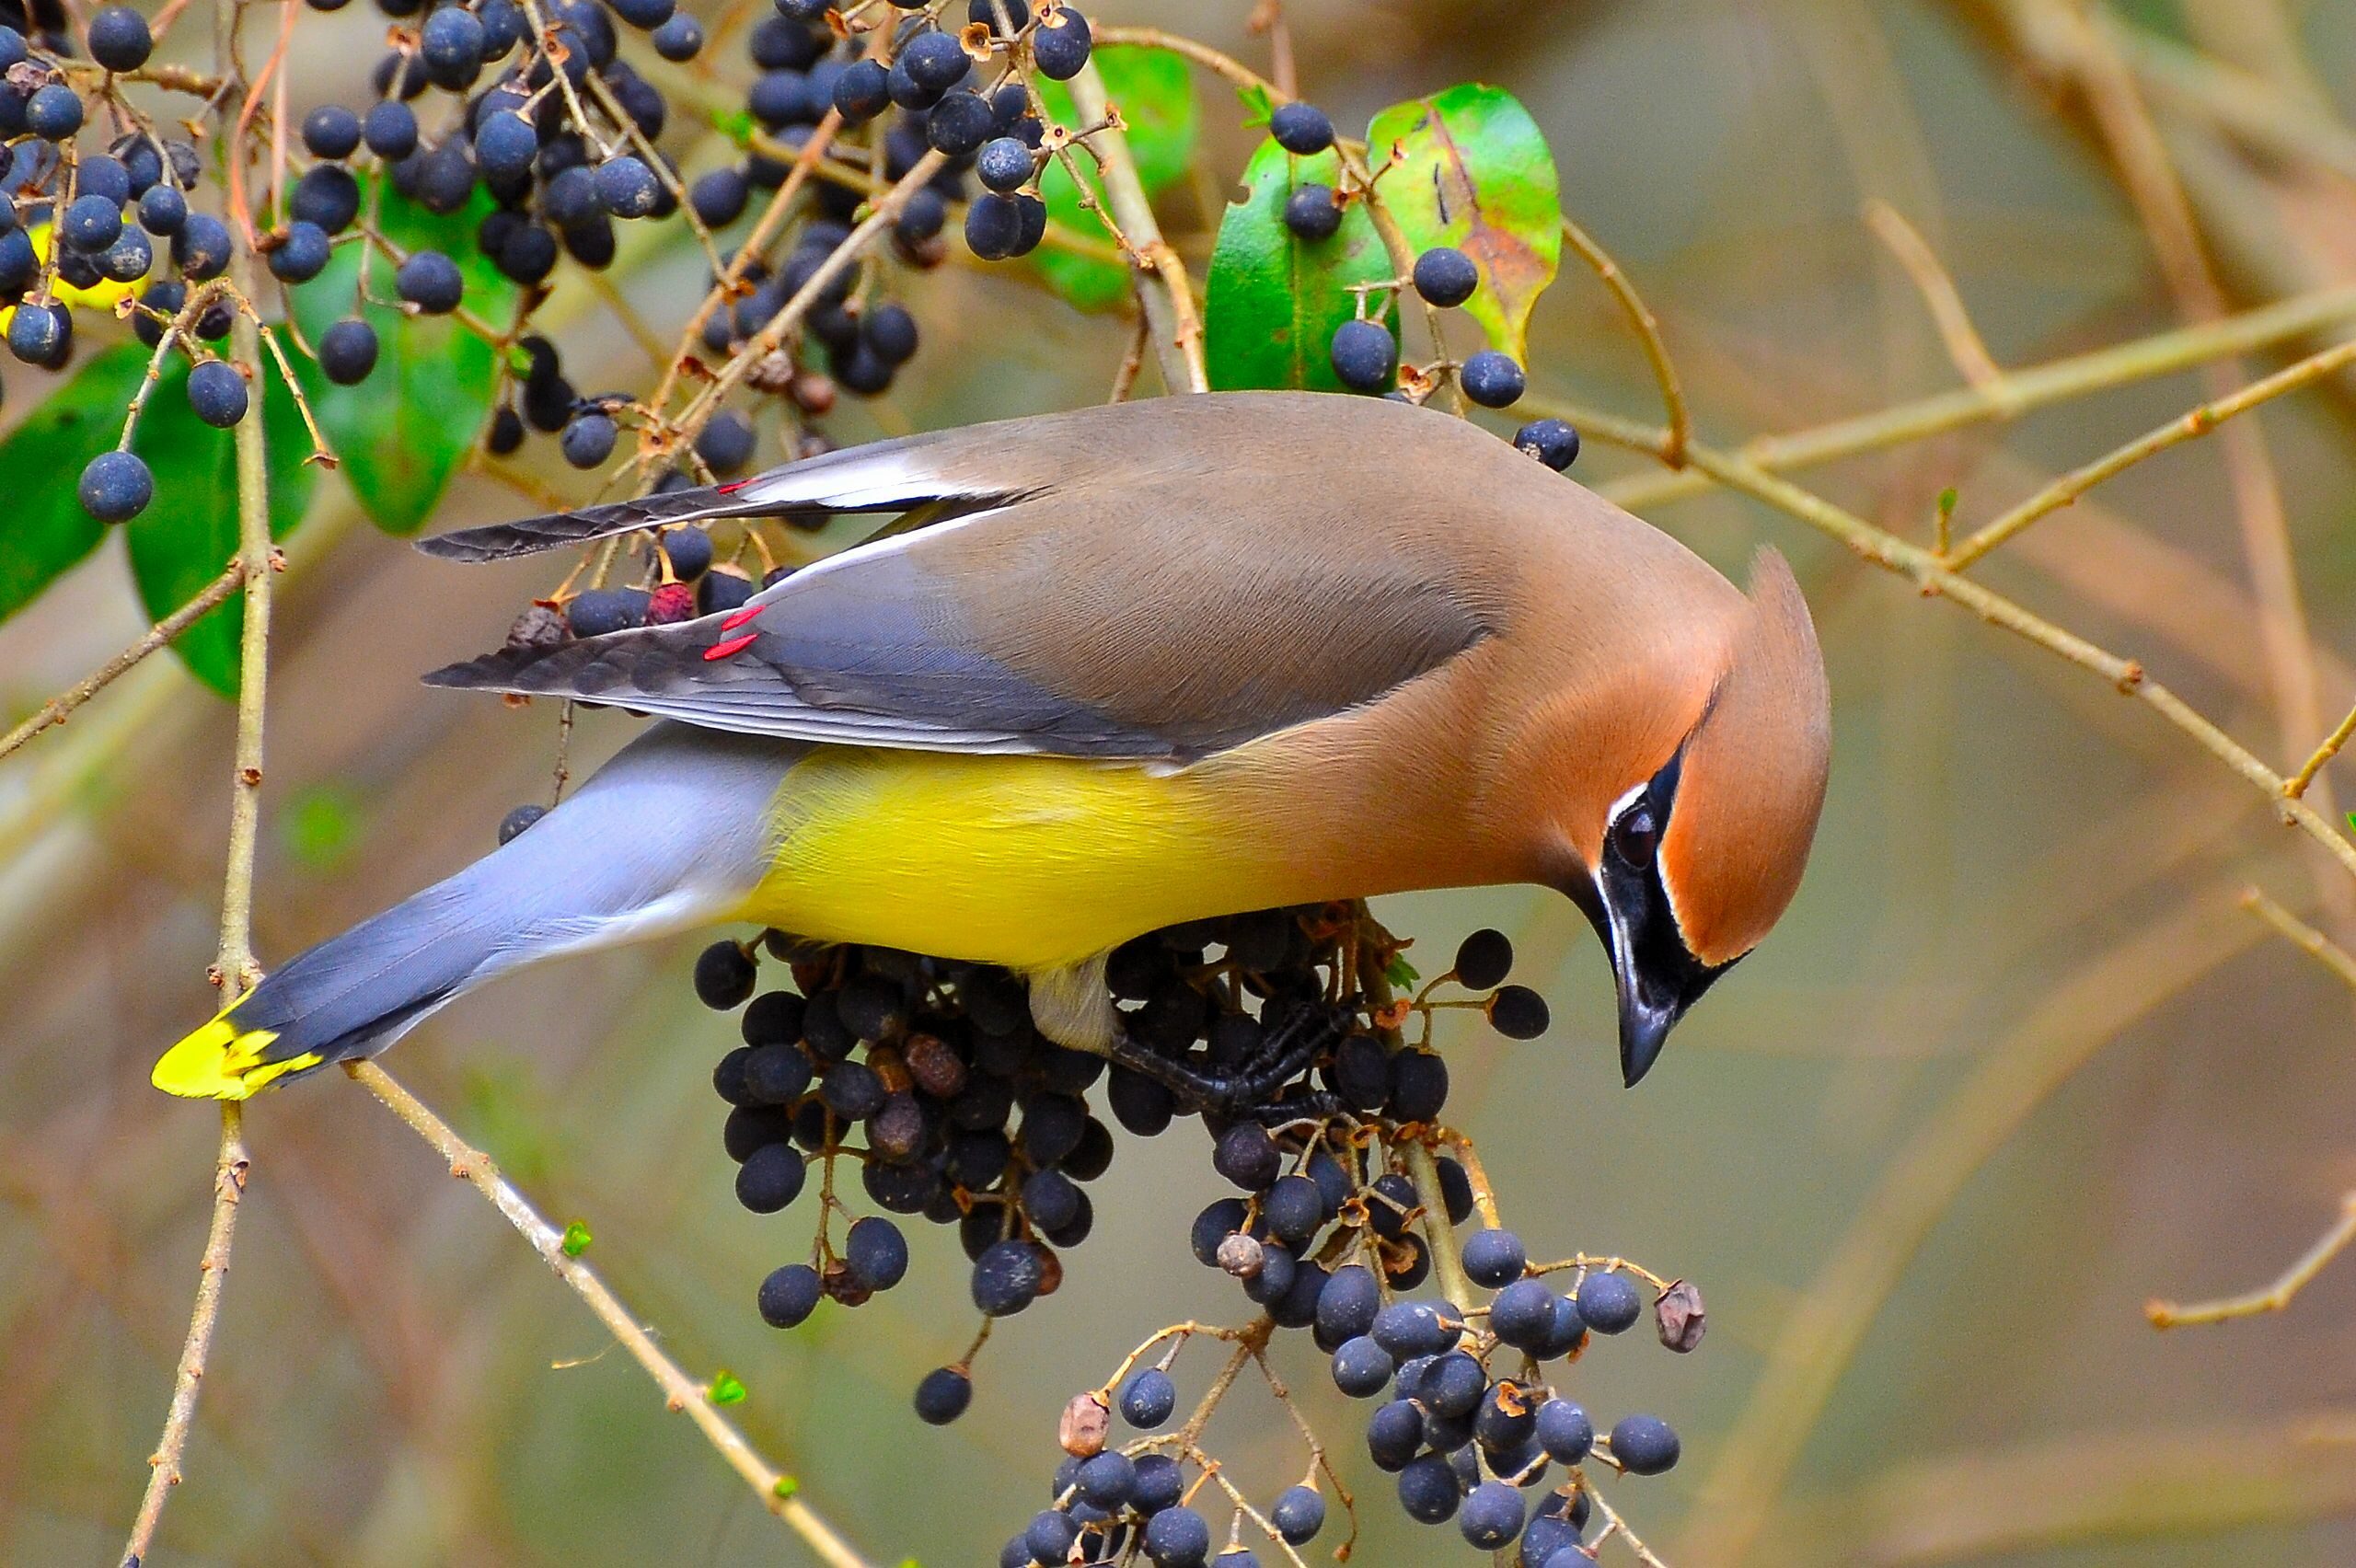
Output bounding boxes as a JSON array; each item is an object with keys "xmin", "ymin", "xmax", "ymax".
[{"xmin": 1611, "ymin": 801, "xmax": 1659, "ymax": 867}]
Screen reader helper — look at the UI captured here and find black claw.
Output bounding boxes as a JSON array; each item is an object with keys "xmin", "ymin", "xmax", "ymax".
[{"xmin": 1105, "ymin": 1001, "xmax": 1354, "ymax": 1121}]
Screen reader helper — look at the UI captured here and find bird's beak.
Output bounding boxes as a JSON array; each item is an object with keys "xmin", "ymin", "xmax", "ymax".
[
  {"xmin": 1610, "ymin": 931, "xmax": 1685, "ymax": 1089},
  {"xmin": 1568, "ymin": 863, "xmax": 1726, "ymax": 1090}
]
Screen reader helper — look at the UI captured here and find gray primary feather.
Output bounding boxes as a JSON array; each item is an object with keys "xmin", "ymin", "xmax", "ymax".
[{"xmin": 228, "ymin": 724, "xmax": 804, "ymax": 1078}]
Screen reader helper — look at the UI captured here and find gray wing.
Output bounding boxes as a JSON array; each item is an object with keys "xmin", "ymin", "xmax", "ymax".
[{"xmin": 422, "ymin": 394, "xmax": 1525, "ymax": 761}]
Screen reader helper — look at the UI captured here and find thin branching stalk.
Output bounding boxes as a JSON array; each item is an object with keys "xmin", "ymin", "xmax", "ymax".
[
  {"xmin": 1600, "ymin": 283, "xmax": 2356, "ymax": 512},
  {"xmin": 347, "ymin": 1062, "xmax": 874, "ymax": 1568},
  {"xmin": 0, "ymin": 560, "xmax": 246, "ymax": 763}
]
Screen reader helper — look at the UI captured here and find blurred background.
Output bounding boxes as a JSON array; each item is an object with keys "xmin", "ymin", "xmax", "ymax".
[{"xmin": 10, "ymin": 0, "xmax": 2356, "ymax": 1562}]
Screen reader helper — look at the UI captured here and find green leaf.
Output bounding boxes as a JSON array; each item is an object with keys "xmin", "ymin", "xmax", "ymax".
[
  {"xmin": 0, "ymin": 345, "xmax": 150, "ymax": 626},
  {"xmin": 1385, "ymin": 953, "xmax": 1421, "ymax": 989},
  {"xmin": 122, "ymin": 355, "xmax": 316, "ymax": 697},
  {"xmin": 772, "ymin": 1474, "xmax": 800, "ymax": 1501},
  {"xmin": 1031, "ymin": 47, "xmax": 1198, "ymax": 311},
  {"xmin": 290, "ymin": 179, "xmax": 516, "ymax": 535},
  {"xmin": 560, "ymin": 1220, "xmax": 593, "ymax": 1258},
  {"xmin": 709, "ymin": 1370, "xmax": 748, "ymax": 1406},
  {"xmin": 1364, "ymin": 84, "xmax": 1562, "ymax": 359},
  {"xmin": 1205, "ymin": 138, "xmax": 1395, "ymax": 392}
]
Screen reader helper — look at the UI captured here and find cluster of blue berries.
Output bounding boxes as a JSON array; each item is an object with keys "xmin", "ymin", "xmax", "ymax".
[
  {"xmin": 655, "ymin": 900, "xmax": 1692, "ymax": 1563},
  {"xmin": 22, "ymin": 0, "xmax": 1119, "ymax": 539}
]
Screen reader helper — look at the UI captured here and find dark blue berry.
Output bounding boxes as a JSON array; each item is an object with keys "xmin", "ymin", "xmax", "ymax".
[
  {"xmin": 1461, "ymin": 1228, "xmax": 1526, "ymax": 1287},
  {"xmin": 651, "ymin": 12, "xmax": 701, "ymax": 59},
  {"xmin": 1534, "ymin": 1400, "xmax": 1592, "ymax": 1463},
  {"xmin": 1413, "ymin": 246, "xmax": 1479, "ymax": 307},
  {"xmin": 976, "ymin": 136, "xmax": 1033, "ymax": 194},
  {"xmin": 267, "ymin": 221, "xmax": 331, "ymax": 283},
  {"xmin": 497, "ymin": 803, "xmax": 546, "ymax": 844},
  {"xmin": 1271, "ymin": 1485, "xmax": 1324, "ymax": 1543},
  {"xmin": 1576, "ymin": 1271, "xmax": 1644, "ymax": 1333},
  {"xmin": 609, "ymin": 0, "xmax": 672, "ymax": 26},
  {"xmin": 1397, "ymin": 1452, "xmax": 1461, "ymax": 1524},
  {"xmin": 971, "ymin": 1239, "xmax": 1042, "ymax": 1315},
  {"xmin": 89, "ymin": 6, "xmax": 154, "ymax": 70},
  {"xmin": 1315, "ymin": 1263, "xmax": 1380, "ymax": 1343},
  {"xmin": 1118, "ymin": 1366, "xmax": 1175, "ymax": 1428},
  {"xmin": 913, "ymin": 1366, "xmax": 970, "ymax": 1424},
  {"xmin": 1331, "ymin": 1335, "xmax": 1393, "ymax": 1398},
  {"xmin": 363, "ymin": 100, "xmax": 420, "ymax": 159},
  {"xmin": 1461, "ymin": 349, "xmax": 1526, "ymax": 408},
  {"xmin": 474, "ymin": 112, "xmax": 538, "ymax": 182},
  {"xmin": 6, "ymin": 300, "xmax": 68, "ymax": 367},
  {"xmin": 1490, "ymin": 1278, "xmax": 1558, "ymax": 1351},
  {"xmin": 902, "ymin": 29, "xmax": 969, "ymax": 92},
  {"xmin": 690, "ymin": 167, "xmax": 748, "ymax": 228},
  {"xmin": 1514, "ymin": 417, "xmax": 1580, "ymax": 470},
  {"xmin": 566, "ymin": 586, "xmax": 647, "ymax": 637},
  {"xmin": 1024, "ymin": 1510, "xmax": 1077, "ymax": 1566},
  {"xmin": 137, "ymin": 184, "xmax": 187, "ymax": 236},
  {"xmin": 78, "ymin": 156, "xmax": 133, "ymax": 207},
  {"xmin": 832, "ymin": 59, "xmax": 890, "ymax": 124},
  {"xmin": 1031, "ymin": 7, "xmax": 1091, "ymax": 79},
  {"xmin": 60, "ymin": 195, "xmax": 124, "ymax": 255},
  {"xmin": 843, "ymin": 1216, "xmax": 908, "ymax": 1290},
  {"xmin": 77, "ymin": 451, "xmax": 153, "ymax": 524},
  {"xmin": 302, "ymin": 104, "xmax": 363, "ymax": 160},
  {"xmin": 1330, "ymin": 318, "xmax": 1396, "ymax": 393},
  {"xmin": 757, "ymin": 1262, "xmax": 823, "ymax": 1327},
  {"xmin": 420, "ymin": 7, "xmax": 486, "ymax": 74},
  {"xmin": 595, "ymin": 156, "xmax": 660, "ymax": 219},
  {"xmin": 692, "ymin": 940, "xmax": 756, "ymax": 1008},
  {"xmin": 318, "ymin": 317, "xmax": 378, "ymax": 385},
  {"xmin": 1460, "ymin": 1481, "xmax": 1526, "ymax": 1550},
  {"xmin": 1140, "ymin": 1505, "xmax": 1208, "ymax": 1567},
  {"xmin": 1488, "ymin": 985, "xmax": 1550, "ymax": 1039},
  {"xmin": 1269, "ymin": 101, "xmax": 1333, "ymax": 155},
  {"xmin": 1454, "ymin": 928, "xmax": 1514, "ymax": 989},
  {"xmin": 396, "ymin": 249, "xmax": 465, "ymax": 313},
  {"xmin": 1282, "ymin": 183, "xmax": 1341, "ymax": 241},
  {"xmin": 25, "ymin": 84, "xmax": 81, "ymax": 141},
  {"xmin": 1367, "ymin": 1400, "xmax": 1422, "ymax": 1471},
  {"xmin": 925, "ymin": 89, "xmax": 994, "ymax": 156},
  {"xmin": 1609, "ymin": 1414, "xmax": 1680, "ymax": 1475},
  {"xmin": 735, "ymin": 1143, "xmax": 805, "ymax": 1212},
  {"xmin": 98, "ymin": 226, "xmax": 154, "ymax": 283},
  {"xmin": 290, "ymin": 165, "xmax": 361, "ymax": 233},
  {"xmin": 187, "ymin": 361, "xmax": 248, "ymax": 428}
]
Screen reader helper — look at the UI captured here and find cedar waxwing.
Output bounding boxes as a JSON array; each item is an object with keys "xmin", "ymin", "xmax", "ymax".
[{"xmin": 153, "ymin": 391, "xmax": 1831, "ymax": 1101}]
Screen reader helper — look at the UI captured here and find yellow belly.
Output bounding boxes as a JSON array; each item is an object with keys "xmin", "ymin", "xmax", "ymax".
[{"xmin": 738, "ymin": 747, "xmax": 1312, "ymax": 970}]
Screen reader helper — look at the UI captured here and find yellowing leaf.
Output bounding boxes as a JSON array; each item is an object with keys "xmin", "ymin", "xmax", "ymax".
[{"xmin": 1365, "ymin": 84, "xmax": 1562, "ymax": 359}]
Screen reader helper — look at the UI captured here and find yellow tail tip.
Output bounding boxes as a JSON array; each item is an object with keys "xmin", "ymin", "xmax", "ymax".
[{"xmin": 151, "ymin": 1006, "xmax": 317, "ymax": 1100}]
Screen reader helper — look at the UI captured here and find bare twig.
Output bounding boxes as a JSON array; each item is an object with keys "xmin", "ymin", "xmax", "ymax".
[
  {"xmin": 347, "ymin": 1062, "xmax": 873, "ymax": 1567},
  {"xmin": 1863, "ymin": 199, "xmax": 2008, "ymax": 397},
  {"xmin": 1946, "ymin": 334, "xmax": 2356, "ymax": 569},
  {"xmin": 1063, "ymin": 53, "xmax": 1207, "ymax": 394},
  {"xmin": 1559, "ymin": 213, "xmax": 1691, "ymax": 465},
  {"xmin": 1600, "ymin": 283, "xmax": 2356, "ymax": 512},
  {"xmin": 117, "ymin": 1112, "xmax": 248, "ymax": 1568},
  {"xmin": 120, "ymin": 46, "xmax": 280, "ymax": 1541},
  {"xmin": 1529, "ymin": 395, "xmax": 2356, "ymax": 887},
  {"xmin": 0, "ymin": 560, "xmax": 248, "ymax": 763},
  {"xmin": 2147, "ymin": 1192, "xmax": 2356, "ymax": 1329}
]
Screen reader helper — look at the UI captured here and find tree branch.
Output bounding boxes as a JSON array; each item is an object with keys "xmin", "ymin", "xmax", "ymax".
[{"xmin": 345, "ymin": 1062, "xmax": 873, "ymax": 1568}]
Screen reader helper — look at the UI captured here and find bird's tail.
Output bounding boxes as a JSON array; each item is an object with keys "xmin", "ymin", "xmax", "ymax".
[{"xmin": 153, "ymin": 724, "xmax": 801, "ymax": 1100}]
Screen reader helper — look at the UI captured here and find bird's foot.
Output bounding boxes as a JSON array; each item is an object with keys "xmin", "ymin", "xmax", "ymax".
[{"xmin": 1104, "ymin": 1001, "xmax": 1351, "ymax": 1123}]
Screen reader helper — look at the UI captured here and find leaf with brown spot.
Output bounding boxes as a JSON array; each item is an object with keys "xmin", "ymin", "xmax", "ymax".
[{"xmin": 1366, "ymin": 83, "xmax": 1562, "ymax": 360}]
